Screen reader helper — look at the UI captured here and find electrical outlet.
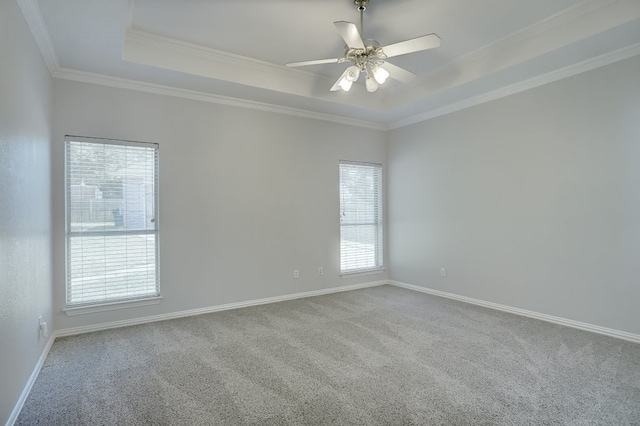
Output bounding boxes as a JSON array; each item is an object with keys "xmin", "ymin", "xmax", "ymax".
[
  {"xmin": 440, "ymin": 268, "xmax": 446, "ymax": 277},
  {"xmin": 38, "ymin": 316, "xmax": 48, "ymax": 338},
  {"xmin": 293, "ymin": 269, "xmax": 299, "ymax": 279},
  {"xmin": 318, "ymin": 267, "xmax": 323, "ymax": 276}
]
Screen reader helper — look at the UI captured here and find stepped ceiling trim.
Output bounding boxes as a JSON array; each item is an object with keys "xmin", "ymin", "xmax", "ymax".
[{"xmin": 17, "ymin": 0, "xmax": 640, "ymax": 129}]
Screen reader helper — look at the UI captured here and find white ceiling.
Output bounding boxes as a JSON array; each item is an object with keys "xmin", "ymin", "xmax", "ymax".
[{"xmin": 27, "ymin": 0, "xmax": 640, "ymax": 128}]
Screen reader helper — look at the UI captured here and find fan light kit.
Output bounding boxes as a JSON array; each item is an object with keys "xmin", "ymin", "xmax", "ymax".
[{"xmin": 286, "ymin": 0, "xmax": 441, "ymax": 93}]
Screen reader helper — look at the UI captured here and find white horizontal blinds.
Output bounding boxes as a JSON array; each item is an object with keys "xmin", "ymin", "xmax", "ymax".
[
  {"xmin": 339, "ymin": 161, "xmax": 383, "ymax": 273},
  {"xmin": 66, "ymin": 137, "xmax": 159, "ymax": 306},
  {"xmin": 67, "ymin": 235, "xmax": 157, "ymax": 305}
]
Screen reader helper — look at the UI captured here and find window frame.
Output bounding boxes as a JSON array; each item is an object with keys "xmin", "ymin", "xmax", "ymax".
[
  {"xmin": 339, "ymin": 160, "xmax": 385, "ymax": 276},
  {"xmin": 64, "ymin": 135, "xmax": 161, "ymax": 314}
]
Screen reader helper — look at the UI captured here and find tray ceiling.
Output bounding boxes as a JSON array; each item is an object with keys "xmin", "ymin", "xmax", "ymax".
[{"xmin": 22, "ymin": 0, "xmax": 640, "ymax": 128}]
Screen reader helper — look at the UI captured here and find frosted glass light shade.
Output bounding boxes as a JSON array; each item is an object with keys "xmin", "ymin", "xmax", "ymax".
[
  {"xmin": 345, "ymin": 66, "xmax": 361, "ymax": 82},
  {"xmin": 339, "ymin": 78, "xmax": 353, "ymax": 92},
  {"xmin": 373, "ymin": 66, "xmax": 390, "ymax": 84},
  {"xmin": 366, "ymin": 75, "xmax": 379, "ymax": 92}
]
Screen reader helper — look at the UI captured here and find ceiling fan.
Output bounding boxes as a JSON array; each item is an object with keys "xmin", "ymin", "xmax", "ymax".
[{"xmin": 286, "ymin": 0, "xmax": 441, "ymax": 93}]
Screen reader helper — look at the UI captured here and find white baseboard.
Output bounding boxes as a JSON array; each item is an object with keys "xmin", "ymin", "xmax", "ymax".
[
  {"xmin": 390, "ymin": 280, "xmax": 640, "ymax": 344},
  {"xmin": 15, "ymin": 279, "xmax": 636, "ymax": 425},
  {"xmin": 6, "ymin": 334, "xmax": 56, "ymax": 426},
  {"xmin": 56, "ymin": 280, "xmax": 388, "ymax": 337}
]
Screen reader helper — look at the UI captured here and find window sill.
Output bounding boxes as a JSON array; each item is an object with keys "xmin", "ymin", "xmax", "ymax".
[
  {"xmin": 340, "ymin": 267, "xmax": 386, "ymax": 278},
  {"xmin": 64, "ymin": 296, "xmax": 163, "ymax": 316}
]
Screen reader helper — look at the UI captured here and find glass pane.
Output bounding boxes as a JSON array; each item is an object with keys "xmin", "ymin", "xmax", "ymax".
[
  {"xmin": 339, "ymin": 162, "xmax": 383, "ymax": 272},
  {"xmin": 67, "ymin": 141, "xmax": 156, "ymax": 233},
  {"xmin": 340, "ymin": 224, "xmax": 379, "ymax": 271},
  {"xmin": 67, "ymin": 234, "xmax": 158, "ymax": 305}
]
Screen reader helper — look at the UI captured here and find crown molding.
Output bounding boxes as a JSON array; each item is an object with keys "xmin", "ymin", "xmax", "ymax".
[
  {"xmin": 440, "ymin": 0, "xmax": 617, "ymax": 73},
  {"xmin": 125, "ymin": 29, "xmax": 333, "ymax": 85},
  {"xmin": 17, "ymin": 0, "xmax": 639, "ymax": 132},
  {"xmin": 16, "ymin": 0, "xmax": 59, "ymax": 75},
  {"xmin": 386, "ymin": 0, "xmax": 640, "ymax": 110},
  {"xmin": 388, "ymin": 41, "xmax": 640, "ymax": 130},
  {"xmin": 123, "ymin": 29, "xmax": 378, "ymax": 110},
  {"xmin": 37, "ymin": 42, "xmax": 640, "ymax": 133},
  {"xmin": 53, "ymin": 68, "xmax": 387, "ymax": 131},
  {"xmin": 16, "ymin": 0, "xmax": 383, "ymax": 129},
  {"xmin": 126, "ymin": 0, "xmax": 617, "ymax": 110}
]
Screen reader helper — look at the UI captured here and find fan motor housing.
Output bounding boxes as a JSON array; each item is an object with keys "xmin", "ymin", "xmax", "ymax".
[{"xmin": 345, "ymin": 40, "xmax": 385, "ymax": 71}]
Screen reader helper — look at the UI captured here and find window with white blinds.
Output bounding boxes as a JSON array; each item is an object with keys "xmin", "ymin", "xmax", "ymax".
[
  {"xmin": 339, "ymin": 161, "xmax": 383, "ymax": 273},
  {"xmin": 65, "ymin": 136, "xmax": 159, "ymax": 307}
]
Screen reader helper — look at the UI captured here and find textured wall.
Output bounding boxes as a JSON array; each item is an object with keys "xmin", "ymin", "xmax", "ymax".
[
  {"xmin": 51, "ymin": 79, "xmax": 388, "ymax": 331},
  {"xmin": 388, "ymin": 55, "xmax": 640, "ymax": 335},
  {"xmin": 0, "ymin": 0, "xmax": 53, "ymax": 423}
]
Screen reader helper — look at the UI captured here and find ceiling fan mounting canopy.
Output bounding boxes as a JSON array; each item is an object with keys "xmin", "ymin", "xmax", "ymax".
[
  {"xmin": 286, "ymin": 0, "xmax": 441, "ymax": 93},
  {"xmin": 354, "ymin": 0, "xmax": 369, "ymax": 12}
]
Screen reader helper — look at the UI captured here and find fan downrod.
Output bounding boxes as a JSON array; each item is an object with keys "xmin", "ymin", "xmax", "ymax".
[{"xmin": 354, "ymin": 0, "xmax": 369, "ymax": 12}]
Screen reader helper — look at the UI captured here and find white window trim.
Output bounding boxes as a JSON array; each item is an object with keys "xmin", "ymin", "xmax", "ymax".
[
  {"xmin": 63, "ymin": 296, "xmax": 163, "ymax": 316},
  {"xmin": 64, "ymin": 135, "xmax": 161, "ymax": 311},
  {"xmin": 339, "ymin": 160, "xmax": 384, "ymax": 274},
  {"xmin": 340, "ymin": 267, "xmax": 387, "ymax": 278}
]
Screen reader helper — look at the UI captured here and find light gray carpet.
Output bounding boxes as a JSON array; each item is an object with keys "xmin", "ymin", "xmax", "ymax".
[{"xmin": 17, "ymin": 285, "xmax": 640, "ymax": 425}]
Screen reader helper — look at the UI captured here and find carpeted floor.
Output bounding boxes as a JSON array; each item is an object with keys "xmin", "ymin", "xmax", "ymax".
[{"xmin": 17, "ymin": 285, "xmax": 640, "ymax": 425}]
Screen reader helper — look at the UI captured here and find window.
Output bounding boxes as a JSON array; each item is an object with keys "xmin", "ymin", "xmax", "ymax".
[
  {"xmin": 339, "ymin": 161, "xmax": 383, "ymax": 274},
  {"xmin": 65, "ymin": 136, "xmax": 159, "ymax": 308}
]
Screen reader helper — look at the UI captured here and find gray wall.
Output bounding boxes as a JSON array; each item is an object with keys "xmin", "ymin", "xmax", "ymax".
[
  {"xmin": 0, "ymin": 0, "xmax": 53, "ymax": 423},
  {"xmin": 388, "ymin": 55, "xmax": 640, "ymax": 335},
  {"xmin": 4, "ymin": 3, "xmax": 639, "ymax": 418},
  {"xmin": 52, "ymin": 80, "xmax": 388, "ymax": 331}
]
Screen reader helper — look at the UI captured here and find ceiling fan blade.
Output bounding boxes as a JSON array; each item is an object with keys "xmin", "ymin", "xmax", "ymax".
[
  {"xmin": 334, "ymin": 21, "xmax": 365, "ymax": 49},
  {"xmin": 382, "ymin": 34, "xmax": 441, "ymax": 58},
  {"xmin": 382, "ymin": 62, "xmax": 416, "ymax": 83},
  {"xmin": 286, "ymin": 58, "xmax": 342, "ymax": 67}
]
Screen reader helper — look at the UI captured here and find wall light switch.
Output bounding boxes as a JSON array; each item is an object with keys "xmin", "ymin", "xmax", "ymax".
[
  {"xmin": 293, "ymin": 269, "xmax": 299, "ymax": 279},
  {"xmin": 440, "ymin": 268, "xmax": 446, "ymax": 277}
]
